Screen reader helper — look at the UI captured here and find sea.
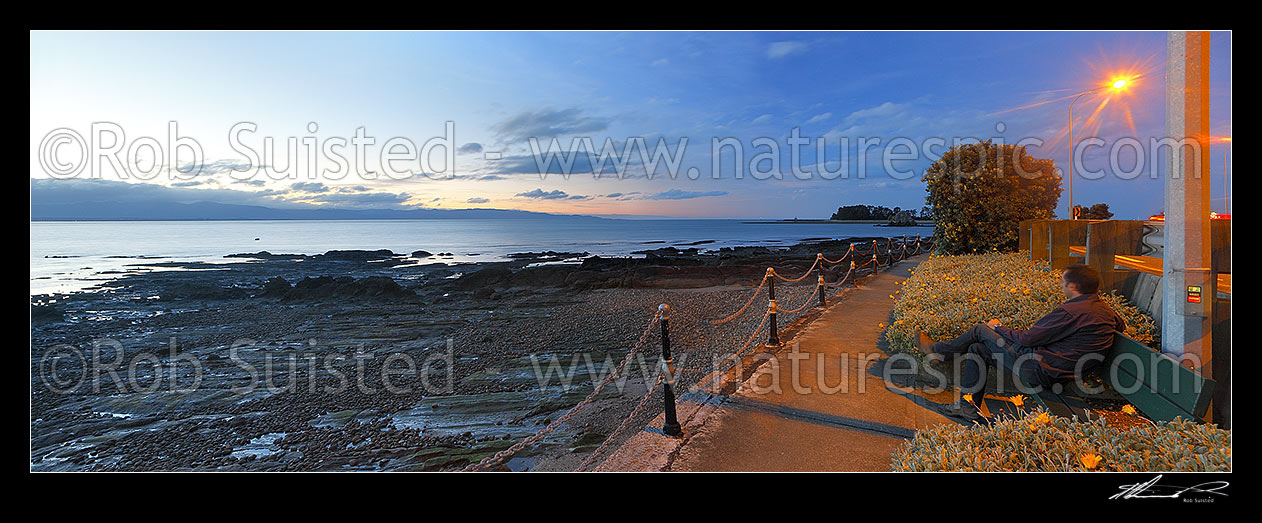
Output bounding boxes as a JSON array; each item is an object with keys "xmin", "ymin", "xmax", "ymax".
[{"xmin": 30, "ymin": 219, "xmax": 932, "ymax": 296}]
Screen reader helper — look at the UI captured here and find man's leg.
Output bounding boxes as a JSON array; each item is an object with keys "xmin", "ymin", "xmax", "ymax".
[
  {"xmin": 1004, "ymin": 346, "xmax": 1050, "ymax": 395},
  {"xmin": 929, "ymin": 323, "xmax": 1006, "ymax": 356},
  {"xmin": 959, "ymin": 342, "xmax": 998, "ymax": 395},
  {"xmin": 932, "ymin": 341, "xmax": 1002, "ymax": 421}
]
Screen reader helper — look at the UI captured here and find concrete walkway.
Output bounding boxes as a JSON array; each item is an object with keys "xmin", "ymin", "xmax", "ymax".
[{"xmin": 597, "ymin": 253, "xmax": 954, "ymax": 472}]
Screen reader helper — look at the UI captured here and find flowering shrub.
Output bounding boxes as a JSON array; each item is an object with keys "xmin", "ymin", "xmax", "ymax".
[
  {"xmin": 885, "ymin": 252, "xmax": 1158, "ymax": 355},
  {"xmin": 891, "ymin": 408, "xmax": 1231, "ymax": 471},
  {"xmin": 923, "ymin": 141, "xmax": 1061, "ymax": 255}
]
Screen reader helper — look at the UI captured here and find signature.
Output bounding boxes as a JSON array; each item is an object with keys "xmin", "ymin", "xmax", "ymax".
[{"xmin": 1110, "ymin": 475, "xmax": 1229, "ymax": 500}]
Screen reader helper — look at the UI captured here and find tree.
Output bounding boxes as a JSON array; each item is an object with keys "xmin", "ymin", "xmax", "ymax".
[
  {"xmin": 922, "ymin": 141, "xmax": 1061, "ymax": 254},
  {"xmin": 830, "ymin": 205, "xmax": 872, "ymax": 220},
  {"xmin": 1075, "ymin": 203, "xmax": 1114, "ymax": 220}
]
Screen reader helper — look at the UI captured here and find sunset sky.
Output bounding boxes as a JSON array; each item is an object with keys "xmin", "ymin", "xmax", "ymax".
[{"xmin": 30, "ymin": 31, "xmax": 1232, "ymax": 220}]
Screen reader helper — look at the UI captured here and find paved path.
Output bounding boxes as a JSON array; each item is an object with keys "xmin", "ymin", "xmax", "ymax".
[{"xmin": 598, "ymin": 253, "xmax": 955, "ymax": 472}]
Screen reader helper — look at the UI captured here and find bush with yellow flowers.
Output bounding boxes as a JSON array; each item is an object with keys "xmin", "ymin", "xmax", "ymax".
[
  {"xmin": 891, "ymin": 408, "xmax": 1231, "ymax": 471},
  {"xmin": 885, "ymin": 252, "xmax": 1159, "ymax": 355}
]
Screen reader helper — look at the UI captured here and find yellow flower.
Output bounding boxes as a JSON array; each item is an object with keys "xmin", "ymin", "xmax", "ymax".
[
  {"xmin": 1034, "ymin": 412, "xmax": 1050, "ymax": 424},
  {"xmin": 962, "ymin": 393, "xmax": 974, "ymax": 405},
  {"xmin": 1010, "ymin": 395, "xmax": 1025, "ymax": 407},
  {"xmin": 878, "ymin": 322, "xmax": 886, "ymax": 328},
  {"xmin": 1079, "ymin": 453, "xmax": 1102, "ymax": 470},
  {"xmin": 1121, "ymin": 404, "xmax": 1137, "ymax": 416}
]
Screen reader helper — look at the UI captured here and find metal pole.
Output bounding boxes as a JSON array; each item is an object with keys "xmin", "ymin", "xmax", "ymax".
[
  {"xmin": 767, "ymin": 267, "xmax": 779, "ymax": 346},
  {"xmin": 1224, "ymin": 143, "xmax": 1230, "ymax": 215},
  {"xmin": 1066, "ymin": 84, "xmax": 1110, "ymax": 219},
  {"xmin": 658, "ymin": 304, "xmax": 682, "ymax": 437}
]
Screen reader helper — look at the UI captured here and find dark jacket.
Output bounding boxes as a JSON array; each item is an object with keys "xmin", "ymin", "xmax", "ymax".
[{"xmin": 995, "ymin": 294, "xmax": 1127, "ymax": 379}]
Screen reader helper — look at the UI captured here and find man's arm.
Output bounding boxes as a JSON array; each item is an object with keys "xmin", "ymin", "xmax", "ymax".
[{"xmin": 994, "ymin": 307, "xmax": 1075, "ymax": 348}]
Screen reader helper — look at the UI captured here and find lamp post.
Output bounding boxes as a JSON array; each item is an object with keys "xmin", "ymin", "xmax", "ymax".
[{"xmin": 1067, "ymin": 78, "xmax": 1129, "ymax": 219}]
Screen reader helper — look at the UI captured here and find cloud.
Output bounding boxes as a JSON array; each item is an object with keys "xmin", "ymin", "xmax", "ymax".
[
  {"xmin": 491, "ymin": 108, "xmax": 611, "ymax": 143},
  {"xmin": 466, "ymin": 197, "xmax": 490, "ymax": 204},
  {"xmin": 805, "ymin": 112, "xmax": 832, "ymax": 124},
  {"xmin": 766, "ymin": 41, "xmax": 807, "ymax": 59},
  {"xmin": 752, "ymin": 114, "xmax": 774, "ymax": 125},
  {"xmin": 173, "ymin": 159, "xmax": 261, "ymax": 176},
  {"xmin": 480, "ymin": 153, "xmax": 600, "ymax": 177},
  {"xmin": 30, "ymin": 178, "xmax": 296, "ymax": 208},
  {"xmin": 457, "ymin": 142, "xmax": 483, "ymax": 154},
  {"xmin": 642, "ymin": 189, "xmax": 727, "ymax": 200},
  {"xmin": 842, "ymin": 101, "xmax": 909, "ymax": 123},
  {"xmin": 290, "ymin": 182, "xmax": 329, "ymax": 193},
  {"xmin": 651, "ymin": 58, "xmax": 670, "ymax": 66},
  {"xmin": 295, "ymin": 191, "xmax": 413, "ymax": 209},
  {"xmin": 475, "ymin": 147, "xmax": 650, "ymax": 179},
  {"xmin": 515, "ymin": 188, "xmax": 586, "ymax": 200}
]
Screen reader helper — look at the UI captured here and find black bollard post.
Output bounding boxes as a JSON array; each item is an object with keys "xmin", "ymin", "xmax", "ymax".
[
  {"xmin": 658, "ymin": 304, "xmax": 682, "ymax": 437},
  {"xmin": 818, "ymin": 274, "xmax": 826, "ymax": 307},
  {"xmin": 816, "ymin": 254, "xmax": 826, "ymax": 307},
  {"xmin": 767, "ymin": 268, "xmax": 779, "ymax": 346}
]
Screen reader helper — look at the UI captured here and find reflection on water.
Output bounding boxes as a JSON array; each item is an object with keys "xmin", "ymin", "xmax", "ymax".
[{"xmin": 31, "ymin": 218, "xmax": 930, "ymax": 295}]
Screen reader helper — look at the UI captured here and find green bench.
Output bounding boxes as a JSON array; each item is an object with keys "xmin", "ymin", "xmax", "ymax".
[{"xmin": 1014, "ymin": 332, "xmax": 1216, "ymax": 423}]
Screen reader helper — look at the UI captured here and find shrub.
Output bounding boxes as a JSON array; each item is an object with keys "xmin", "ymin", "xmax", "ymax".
[
  {"xmin": 884, "ymin": 252, "xmax": 1158, "ymax": 355},
  {"xmin": 891, "ymin": 408, "xmax": 1231, "ymax": 471},
  {"xmin": 923, "ymin": 141, "xmax": 1061, "ymax": 255}
]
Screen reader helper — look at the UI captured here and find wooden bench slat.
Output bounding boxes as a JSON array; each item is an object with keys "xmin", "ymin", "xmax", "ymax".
[
  {"xmin": 1108, "ymin": 334, "xmax": 1215, "ymax": 421},
  {"xmin": 1011, "ymin": 332, "xmax": 1215, "ymax": 424}
]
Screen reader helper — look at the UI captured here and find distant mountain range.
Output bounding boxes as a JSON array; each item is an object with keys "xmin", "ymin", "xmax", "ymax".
[
  {"xmin": 30, "ymin": 200, "xmax": 598, "ymax": 221},
  {"xmin": 29, "ymin": 178, "xmax": 604, "ymax": 221}
]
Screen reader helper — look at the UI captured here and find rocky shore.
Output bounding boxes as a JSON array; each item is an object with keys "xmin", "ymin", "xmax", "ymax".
[{"xmin": 30, "ymin": 236, "xmax": 920, "ymax": 471}]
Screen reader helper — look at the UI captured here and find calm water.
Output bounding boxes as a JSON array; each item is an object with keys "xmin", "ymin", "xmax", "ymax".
[{"xmin": 30, "ymin": 219, "xmax": 931, "ymax": 295}]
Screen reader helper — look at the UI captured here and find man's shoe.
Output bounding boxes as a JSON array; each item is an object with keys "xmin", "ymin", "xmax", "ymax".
[
  {"xmin": 915, "ymin": 332, "xmax": 936, "ymax": 354},
  {"xmin": 933, "ymin": 401, "xmax": 985, "ymax": 423}
]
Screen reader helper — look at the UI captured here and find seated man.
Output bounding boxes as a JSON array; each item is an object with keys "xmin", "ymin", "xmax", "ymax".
[{"xmin": 916, "ymin": 264, "xmax": 1127, "ymax": 421}]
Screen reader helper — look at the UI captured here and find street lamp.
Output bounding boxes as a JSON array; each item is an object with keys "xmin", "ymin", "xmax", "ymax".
[{"xmin": 1067, "ymin": 78, "xmax": 1129, "ymax": 219}]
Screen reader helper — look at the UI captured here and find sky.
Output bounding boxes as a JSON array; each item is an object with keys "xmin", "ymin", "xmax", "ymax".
[{"xmin": 29, "ymin": 31, "xmax": 1232, "ymax": 220}]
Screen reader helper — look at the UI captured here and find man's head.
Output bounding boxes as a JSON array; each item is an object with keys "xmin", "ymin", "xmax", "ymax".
[{"xmin": 1061, "ymin": 264, "xmax": 1101, "ymax": 298}]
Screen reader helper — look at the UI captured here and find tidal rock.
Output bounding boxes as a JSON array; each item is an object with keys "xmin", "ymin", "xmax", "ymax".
[
  {"xmin": 888, "ymin": 210, "xmax": 917, "ymax": 226},
  {"xmin": 318, "ymin": 249, "xmax": 397, "ymax": 261}
]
